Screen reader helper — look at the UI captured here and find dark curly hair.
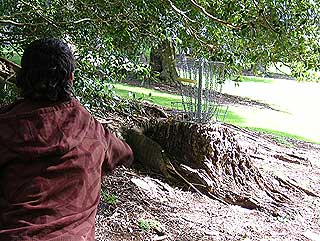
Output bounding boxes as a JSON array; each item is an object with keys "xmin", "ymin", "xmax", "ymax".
[{"xmin": 16, "ymin": 38, "xmax": 75, "ymax": 102}]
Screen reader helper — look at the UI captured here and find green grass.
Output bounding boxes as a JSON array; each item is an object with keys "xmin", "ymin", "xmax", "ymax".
[
  {"xmin": 239, "ymin": 76, "xmax": 274, "ymax": 84},
  {"xmin": 112, "ymin": 82, "xmax": 244, "ymax": 125},
  {"xmin": 100, "ymin": 191, "xmax": 118, "ymax": 205},
  {"xmin": 224, "ymin": 109, "xmax": 246, "ymax": 125},
  {"xmin": 246, "ymin": 127, "xmax": 319, "ymax": 144},
  {"xmin": 113, "ymin": 83, "xmax": 181, "ymax": 109},
  {"xmin": 110, "ymin": 81, "xmax": 320, "ymax": 144},
  {"xmin": 224, "ymin": 76, "xmax": 320, "ymax": 143},
  {"xmin": 138, "ymin": 218, "xmax": 161, "ymax": 232}
]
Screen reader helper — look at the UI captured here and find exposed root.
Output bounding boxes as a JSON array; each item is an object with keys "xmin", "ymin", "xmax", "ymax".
[
  {"xmin": 275, "ymin": 176, "xmax": 319, "ymax": 198},
  {"xmin": 127, "ymin": 119, "xmax": 297, "ymax": 214}
]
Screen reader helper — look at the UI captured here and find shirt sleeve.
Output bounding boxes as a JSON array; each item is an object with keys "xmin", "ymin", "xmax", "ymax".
[{"xmin": 102, "ymin": 127, "xmax": 134, "ymax": 173}]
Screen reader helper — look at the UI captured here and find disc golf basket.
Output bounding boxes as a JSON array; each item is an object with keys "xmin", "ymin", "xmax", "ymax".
[{"xmin": 172, "ymin": 55, "xmax": 228, "ymax": 123}]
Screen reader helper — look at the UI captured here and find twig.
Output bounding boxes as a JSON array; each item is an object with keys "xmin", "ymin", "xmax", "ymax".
[
  {"xmin": 73, "ymin": 18, "xmax": 92, "ymax": 24},
  {"xmin": 167, "ymin": 160, "xmax": 228, "ymax": 205},
  {"xmin": 0, "ymin": 58, "xmax": 21, "ymax": 84},
  {"xmin": 167, "ymin": 160, "xmax": 205, "ymax": 197},
  {"xmin": 0, "ymin": 18, "xmax": 93, "ymax": 27},
  {"xmin": 167, "ymin": 0, "xmax": 196, "ymax": 23},
  {"xmin": 182, "ymin": 18, "xmax": 207, "ymax": 46},
  {"xmin": 0, "ymin": 19, "xmax": 46, "ymax": 26},
  {"xmin": 18, "ymin": 1, "xmax": 57, "ymax": 29},
  {"xmin": 252, "ymin": 0, "xmax": 279, "ymax": 33},
  {"xmin": 0, "ymin": 76, "xmax": 16, "ymax": 85},
  {"xmin": 189, "ymin": 0, "xmax": 240, "ymax": 29}
]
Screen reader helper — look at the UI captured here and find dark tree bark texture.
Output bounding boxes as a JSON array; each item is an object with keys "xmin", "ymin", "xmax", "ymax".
[
  {"xmin": 150, "ymin": 40, "xmax": 178, "ymax": 83},
  {"xmin": 127, "ymin": 119, "xmax": 294, "ymax": 216}
]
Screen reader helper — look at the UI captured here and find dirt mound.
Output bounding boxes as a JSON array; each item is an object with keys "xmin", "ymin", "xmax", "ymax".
[
  {"xmin": 126, "ymin": 119, "xmax": 307, "ymax": 215},
  {"xmin": 94, "ymin": 101, "xmax": 320, "ymax": 241},
  {"xmin": 96, "ymin": 125, "xmax": 320, "ymax": 240}
]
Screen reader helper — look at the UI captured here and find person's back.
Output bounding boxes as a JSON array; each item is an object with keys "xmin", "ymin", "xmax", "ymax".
[{"xmin": 0, "ymin": 39, "xmax": 133, "ymax": 241}]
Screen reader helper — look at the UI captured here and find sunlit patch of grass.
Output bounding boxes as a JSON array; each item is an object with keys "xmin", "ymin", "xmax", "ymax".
[
  {"xmin": 239, "ymin": 76, "xmax": 274, "ymax": 84},
  {"xmin": 113, "ymin": 82, "xmax": 245, "ymax": 125},
  {"xmin": 245, "ymin": 127, "xmax": 320, "ymax": 145},
  {"xmin": 111, "ymin": 82, "xmax": 320, "ymax": 144},
  {"xmin": 224, "ymin": 109, "xmax": 246, "ymax": 125},
  {"xmin": 113, "ymin": 83, "xmax": 181, "ymax": 109}
]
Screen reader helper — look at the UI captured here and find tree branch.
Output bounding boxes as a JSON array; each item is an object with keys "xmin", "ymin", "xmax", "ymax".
[
  {"xmin": 183, "ymin": 19, "xmax": 206, "ymax": 46},
  {"xmin": 73, "ymin": 18, "xmax": 92, "ymax": 24},
  {"xmin": 252, "ymin": 0, "xmax": 279, "ymax": 33},
  {"xmin": 166, "ymin": 0, "xmax": 216, "ymax": 51},
  {"xmin": 20, "ymin": 0, "xmax": 59, "ymax": 29},
  {"xmin": 189, "ymin": 0, "xmax": 240, "ymax": 29},
  {"xmin": 167, "ymin": 0, "xmax": 196, "ymax": 23},
  {"xmin": 0, "ymin": 76, "xmax": 16, "ymax": 85},
  {"xmin": 0, "ymin": 19, "xmax": 46, "ymax": 26},
  {"xmin": 0, "ymin": 18, "xmax": 94, "ymax": 27}
]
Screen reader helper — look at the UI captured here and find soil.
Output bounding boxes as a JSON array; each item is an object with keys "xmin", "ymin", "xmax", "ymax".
[{"xmin": 94, "ymin": 81, "xmax": 320, "ymax": 241}]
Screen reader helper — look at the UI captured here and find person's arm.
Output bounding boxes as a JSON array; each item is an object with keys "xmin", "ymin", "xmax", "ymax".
[{"xmin": 103, "ymin": 127, "xmax": 134, "ymax": 173}]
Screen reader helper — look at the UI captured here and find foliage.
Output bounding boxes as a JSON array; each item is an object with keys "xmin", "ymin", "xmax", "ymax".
[
  {"xmin": 100, "ymin": 191, "xmax": 118, "ymax": 205},
  {"xmin": 72, "ymin": 77, "xmax": 136, "ymax": 116},
  {"xmin": 138, "ymin": 218, "xmax": 161, "ymax": 232},
  {"xmin": 1, "ymin": 0, "xmax": 319, "ymax": 72},
  {"xmin": 1, "ymin": 0, "xmax": 319, "ymax": 104},
  {"xmin": 0, "ymin": 81, "xmax": 19, "ymax": 104}
]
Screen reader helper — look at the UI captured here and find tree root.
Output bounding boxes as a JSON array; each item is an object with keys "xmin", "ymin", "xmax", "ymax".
[
  {"xmin": 275, "ymin": 176, "xmax": 319, "ymax": 198},
  {"xmin": 124, "ymin": 118, "xmax": 315, "ymax": 215}
]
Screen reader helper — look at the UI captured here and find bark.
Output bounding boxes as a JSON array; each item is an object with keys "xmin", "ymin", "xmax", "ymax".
[
  {"xmin": 96, "ymin": 101, "xmax": 319, "ymax": 216},
  {"xmin": 0, "ymin": 57, "xmax": 20, "ymax": 84},
  {"xmin": 127, "ymin": 119, "xmax": 291, "ymax": 215},
  {"xmin": 150, "ymin": 40, "xmax": 178, "ymax": 83}
]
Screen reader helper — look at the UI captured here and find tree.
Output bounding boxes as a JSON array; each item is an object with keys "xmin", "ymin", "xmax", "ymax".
[
  {"xmin": 1, "ymin": 1, "xmax": 319, "ymax": 211},
  {"xmin": 150, "ymin": 40, "xmax": 179, "ymax": 83},
  {"xmin": 1, "ymin": 0, "xmax": 319, "ymax": 86}
]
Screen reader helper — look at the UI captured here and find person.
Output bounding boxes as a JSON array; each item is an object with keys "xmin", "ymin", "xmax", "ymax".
[{"xmin": 0, "ymin": 38, "xmax": 133, "ymax": 241}]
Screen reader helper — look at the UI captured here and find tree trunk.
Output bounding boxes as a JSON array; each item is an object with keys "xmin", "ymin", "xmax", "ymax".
[
  {"xmin": 150, "ymin": 40, "xmax": 178, "ymax": 83},
  {"xmin": 126, "ymin": 119, "xmax": 293, "ymax": 215}
]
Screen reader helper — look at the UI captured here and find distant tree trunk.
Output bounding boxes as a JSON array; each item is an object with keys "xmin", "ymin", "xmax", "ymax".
[{"xmin": 150, "ymin": 40, "xmax": 178, "ymax": 83}]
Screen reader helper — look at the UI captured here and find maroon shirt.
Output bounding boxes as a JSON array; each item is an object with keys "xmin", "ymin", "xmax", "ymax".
[{"xmin": 0, "ymin": 98, "xmax": 133, "ymax": 241}]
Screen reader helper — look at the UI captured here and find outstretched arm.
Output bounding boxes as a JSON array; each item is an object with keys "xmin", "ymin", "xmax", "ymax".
[{"xmin": 102, "ymin": 127, "xmax": 134, "ymax": 173}]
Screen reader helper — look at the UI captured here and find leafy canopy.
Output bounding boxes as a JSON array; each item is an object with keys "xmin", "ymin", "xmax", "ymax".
[{"xmin": 1, "ymin": 0, "xmax": 319, "ymax": 80}]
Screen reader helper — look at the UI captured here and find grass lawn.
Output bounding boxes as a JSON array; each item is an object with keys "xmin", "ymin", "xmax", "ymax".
[
  {"xmin": 112, "ymin": 82, "xmax": 245, "ymax": 125},
  {"xmin": 247, "ymin": 127, "xmax": 315, "ymax": 145},
  {"xmin": 112, "ymin": 83, "xmax": 181, "ymax": 109},
  {"xmin": 223, "ymin": 78, "xmax": 320, "ymax": 143},
  {"xmin": 239, "ymin": 76, "xmax": 274, "ymax": 84},
  {"xmin": 111, "ymin": 80, "xmax": 320, "ymax": 144}
]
